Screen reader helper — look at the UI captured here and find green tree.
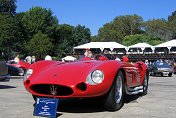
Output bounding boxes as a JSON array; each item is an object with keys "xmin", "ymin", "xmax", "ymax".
[
  {"xmin": 97, "ymin": 14, "xmax": 143, "ymax": 43},
  {"xmin": 13, "ymin": 12, "xmax": 27, "ymax": 57},
  {"xmin": 146, "ymin": 34, "xmax": 164, "ymax": 46},
  {"xmin": 0, "ymin": 0, "xmax": 16, "ymax": 16},
  {"xmin": 27, "ymin": 31, "xmax": 54, "ymax": 60},
  {"xmin": 72, "ymin": 24, "xmax": 91, "ymax": 46},
  {"xmin": 143, "ymin": 19, "xmax": 171, "ymax": 40},
  {"xmin": 122, "ymin": 34, "xmax": 164, "ymax": 46},
  {"xmin": 98, "ymin": 23, "xmax": 123, "ymax": 43},
  {"xmin": 168, "ymin": 10, "xmax": 176, "ymax": 39},
  {"xmin": 0, "ymin": 12, "xmax": 16, "ymax": 60},
  {"xmin": 54, "ymin": 24, "xmax": 74, "ymax": 58},
  {"xmin": 113, "ymin": 14, "xmax": 144, "ymax": 36},
  {"xmin": 21, "ymin": 6, "xmax": 58, "ymax": 40},
  {"xmin": 122, "ymin": 34, "xmax": 147, "ymax": 46},
  {"xmin": 90, "ymin": 35, "xmax": 101, "ymax": 42}
]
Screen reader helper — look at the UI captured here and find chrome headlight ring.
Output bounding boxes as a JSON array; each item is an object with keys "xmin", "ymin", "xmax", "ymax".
[
  {"xmin": 24, "ymin": 68, "xmax": 33, "ymax": 82},
  {"xmin": 86, "ymin": 69, "xmax": 104, "ymax": 85}
]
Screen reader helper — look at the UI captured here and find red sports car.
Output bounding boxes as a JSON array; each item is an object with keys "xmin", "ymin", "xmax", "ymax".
[
  {"xmin": 24, "ymin": 59, "xmax": 149, "ymax": 111},
  {"xmin": 8, "ymin": 60, "xmax": 31, "ymax": 76}
]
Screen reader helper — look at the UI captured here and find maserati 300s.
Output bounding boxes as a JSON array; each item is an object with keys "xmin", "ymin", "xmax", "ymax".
[{"xmin": 24, "ymin": 58, "xmax": 149, "ymax": 111}]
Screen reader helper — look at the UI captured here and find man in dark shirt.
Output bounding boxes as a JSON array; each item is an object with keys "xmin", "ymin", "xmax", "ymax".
[{"xmin": 103, "ymin": 50, "xmax": 112, "ymax": 60}]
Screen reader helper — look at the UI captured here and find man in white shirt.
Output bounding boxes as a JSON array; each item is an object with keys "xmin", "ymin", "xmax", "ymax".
[{"xmin": 45, "ymin": 55, "xmax": 52, "ymax": 60}]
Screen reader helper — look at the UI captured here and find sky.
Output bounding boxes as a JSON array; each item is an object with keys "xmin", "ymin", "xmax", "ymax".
[{"xmin": 16, "ymin": 0, "xmax": 176, "ymax": 36}]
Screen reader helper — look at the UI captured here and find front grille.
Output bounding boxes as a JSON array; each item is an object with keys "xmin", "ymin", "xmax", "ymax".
[{"xmin": 30, "ymin": 84, "xmax": 73, "ymax": 96}]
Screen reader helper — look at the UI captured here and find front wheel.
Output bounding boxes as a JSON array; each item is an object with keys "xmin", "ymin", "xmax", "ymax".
[
  {"xmin": 19, "ymin": 67, "xmax": 25, "ymax": 76},
  {"xmin": 103, "ymin": 71, "xmax": 124, "ymax": 111},
  {"xmin": 169, "ymin": 73, "xmax": 172, "ymax": 77},
  {"xmin": 141, "ymin": 72, "xmax": 148, "ymax": 95}
]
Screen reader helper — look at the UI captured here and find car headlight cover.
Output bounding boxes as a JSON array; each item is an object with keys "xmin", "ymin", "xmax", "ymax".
[
  {"xmin": 91, "ymin": 70, "xmax": 104, "ymax": 84},
  {"xmin": 86, "ymin": 70, "xmax": 104, "ymax": 85},
  {"xmin": 24, "ymin": 68, "xmax": 33, "ymax": 82}
]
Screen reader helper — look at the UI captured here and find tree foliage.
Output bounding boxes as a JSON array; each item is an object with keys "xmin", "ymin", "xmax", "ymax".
[
  {"xmin": 0, "ymin": 0, "xmax": 16, "ymax": 16},
  {"xmin": 72, "ymin": 24, "xmax": 91, "ymax": 46},
  {"xmin": 27, "ymin": 31, "xmax": 54, "ymax": 60},
  {"xmin": 122, "ymin": 34, "xmax": 164, "ymax": 46},
  {"xmin": 54, "ymin": 24, "xmax": 74, "ymax": 58},
  {"xmin": 21, "ymin": 7, "xmax": 58, "ymax": 39},
  {"xmin": 13, "ymin": 12, "xmax": 27, "ymax": 56},
  {"xmin": 97, "ymin": 14, "xmax": 143, "ymax": 43},
  {"xmin": 168, "ymin": 11, "xmax": 176, "ymax": 39},
  {"xmin": 113, "ymin": 14, "xmax": 143, "ymax": 36},
  {"xmin": 98, "ymin": 23, "xmax": 123, "ymax": 43},
  {"xmin": 0, "ymin": 12, "xmax": 16, "ymax": 60},
  {"xmin": 143, "ymin": 19, "xmax": 171, "ymax": 40},
  {"xmin": 122, "ymin": 34, "xmax": 146, "ymax": 46}
]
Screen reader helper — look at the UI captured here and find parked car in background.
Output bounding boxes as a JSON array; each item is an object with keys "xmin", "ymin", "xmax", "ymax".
[
  {"xmin": 8, "ymin": 65, "xmax": 21, "ymax": 76},
  {"xmin": 149, "ymin": 61, "xmax": 174, "ymax": 77},
  {"xmin": 7, "ymin": 60, "xmax": 31, "ymax": 76},
  {"xmin": 0, "ymin": 61, "xmax": 10, "ymax": 82}
]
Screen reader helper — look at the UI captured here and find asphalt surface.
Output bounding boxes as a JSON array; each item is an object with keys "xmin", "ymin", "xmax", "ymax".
[{"xmin": 0, "ymin": 75, "xmax": 176, "ymax": 118}]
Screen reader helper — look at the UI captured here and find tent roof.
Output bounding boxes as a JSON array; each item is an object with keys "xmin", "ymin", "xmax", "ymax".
[
  {"xmin": 155, "ymin": 39, "xmax": 176, "ymax": 47},
  {"xmin": 74, "ymin": 42, "xmax": 127, "ymax": 50},
  {"xmin": 128, "ymin": 43, "xmax": 153, "ymax": 48}
]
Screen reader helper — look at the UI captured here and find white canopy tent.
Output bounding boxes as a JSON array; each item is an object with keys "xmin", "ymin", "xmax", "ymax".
[
  {"xmin": 127, "ymin": 43, "xmax": 154, "ymax": 54},
  {"xmin": 74, "ymin": 42, "xmax": 127, "ymax": 54},
  {"xmin": 154, "ymin": 39, "xmax": 176, "ymax": 53}
]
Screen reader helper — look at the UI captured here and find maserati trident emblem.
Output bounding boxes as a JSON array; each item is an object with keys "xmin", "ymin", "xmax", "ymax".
[
  {"xmin": 50, "ymin": 85, "xmax": 57, "ymax": 95},
  {"xmin": 54, "ymin": 74, "xmax": 57, "ymax": 77}
]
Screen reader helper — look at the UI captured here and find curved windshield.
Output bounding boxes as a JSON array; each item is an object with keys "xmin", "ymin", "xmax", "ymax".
[{"xmin": 154, "ymin": 62, "xmax": 170, "ymax": 67}]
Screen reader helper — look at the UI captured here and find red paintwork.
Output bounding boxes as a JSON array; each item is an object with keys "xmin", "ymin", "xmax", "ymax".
[
  {"xmin": 8, "ymin": 60, "xmax": 31, "ymax": 70},
  {"xmin": 24, "ymin": 60, "xmax": 148, "ymax": 98},
  {"xmin": 98, "ymin": 56, "xmax": 108, "ymax": 61},
  {"xmin": 80, "ymin": 57, "xmax": 95, "ymax": 61}
]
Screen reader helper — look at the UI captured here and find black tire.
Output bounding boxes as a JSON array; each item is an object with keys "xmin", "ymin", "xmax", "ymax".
[
  {"xmin": 141, "ymin": 72, "xmax": 148, "ymax": 95},
  {"xmin": 161, "ymin": 73, "xmax": 163, "ymax": 76},
  {"xmin": 103, "ymin": 71, "xmax": 124, "ymax": 111},
  {"xmin": 151, "ymin": 71, "xmax": 155, "ymax": 76},
  {"xmin": 19, "ymin": 67, "xmax": 25, "ymax": 76},
  {"xmin": 169, "ymin": 73, "xmax": 172, "ymax": 77}
]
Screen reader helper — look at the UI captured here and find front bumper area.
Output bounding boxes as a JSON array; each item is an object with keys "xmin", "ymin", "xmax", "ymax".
[
  {"xmin": 24, "ymin": 81, "xmax": 109, "ymax": 98},
  {"xmin": 154, "ymin": 70, "xmax": 173, "ymax": 76}
]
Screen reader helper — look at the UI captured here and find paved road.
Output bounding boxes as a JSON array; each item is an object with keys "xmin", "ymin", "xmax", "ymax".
[{"xmin": 0, "ymin": 75, "xmax": 176, "ymax": 118}]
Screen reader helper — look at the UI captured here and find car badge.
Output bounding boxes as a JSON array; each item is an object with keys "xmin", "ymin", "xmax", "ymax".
[
  {"xmin": 50, "ymin": 85, "xmax": 57, "ymax": 95},
  {"xmin": 54, "ymin": 74, "xmax": 57, "ymax": 77}
]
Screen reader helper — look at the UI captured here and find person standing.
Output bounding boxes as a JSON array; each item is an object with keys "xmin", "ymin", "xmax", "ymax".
[
  {"xmin": 122, "ymin": 54, "xmax": 129, "ymax": 62},
  {"xmin": 14, "ymin": 54, "xmax": 20, "ymax": 62},
  {"xmin": 103, "ymin": 50, "xmax": 112, "ymax": 60},
  {"xmin": 25, "ymin": 56, "xmax": 32, "ymax": 64},
  {"xmin": 31, "ymin": 56, "xmax": 36, "ymax": 64},
  {"xmin": 45, "ymin": 55, "xmax": 52, "ymax": 60}
]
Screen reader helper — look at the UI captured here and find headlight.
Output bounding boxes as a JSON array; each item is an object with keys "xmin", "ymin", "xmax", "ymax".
[
  {"xmin": 24, "ymin": 68, "xmax": 33, "ymax": 82},
  {"xmin": 86, "ymin": 70, "xmax": 104, "ymax": 85}
]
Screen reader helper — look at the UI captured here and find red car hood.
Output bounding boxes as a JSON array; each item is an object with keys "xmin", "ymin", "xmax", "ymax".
[{"xmin": 29, "ymin": 61, "xmax": 104, "ymax": 86}]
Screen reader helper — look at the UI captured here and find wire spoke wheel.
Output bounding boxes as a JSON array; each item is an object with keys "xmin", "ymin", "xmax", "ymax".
[
  {"xmin": 116, "ymin": 75, "xmax": 123, "ymax": 103},
  {"xmin": 103, "ymin": 71, "xmax": 124, "ymax": 111},
  {"xmin": 19, "ymin": 68, "xmax": 25, "ymax": 76}
]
